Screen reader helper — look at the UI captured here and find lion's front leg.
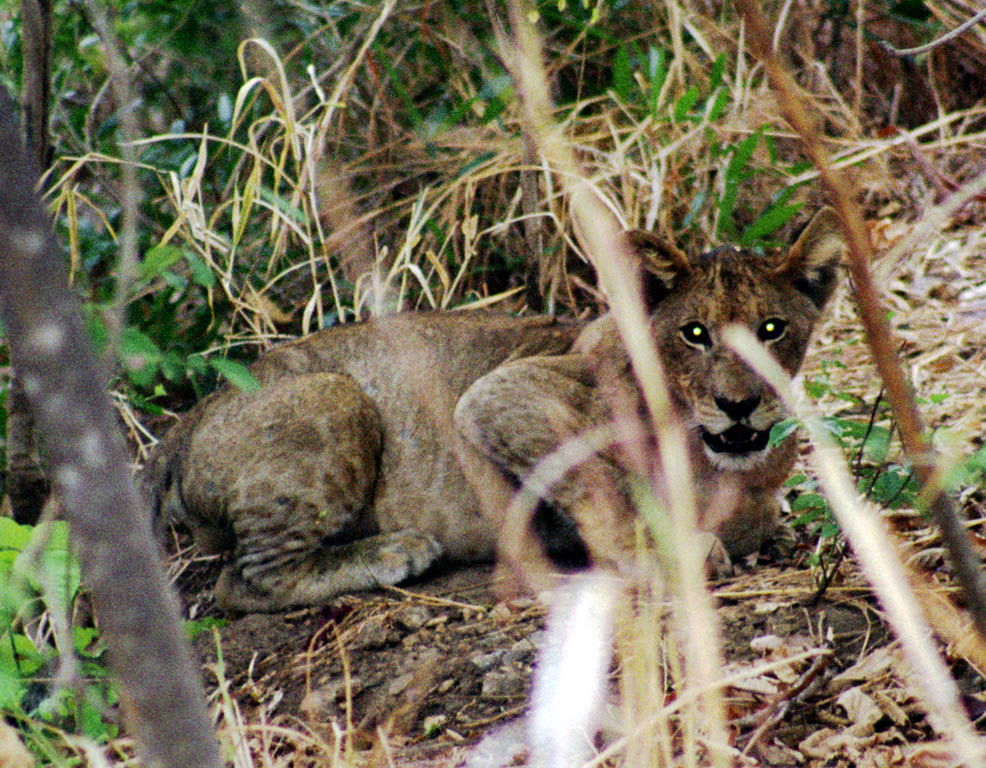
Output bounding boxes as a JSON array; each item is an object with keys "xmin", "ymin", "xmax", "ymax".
[
  {"xmin": 216, "ymin": 528, "xmax": 443, "ymax": 612},
  {"xmin": 454, "ymin": 354, "xmax": 639, "ymax": 571}
]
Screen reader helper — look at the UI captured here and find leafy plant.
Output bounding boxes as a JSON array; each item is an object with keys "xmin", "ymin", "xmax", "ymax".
[{"xmin": 0, "ymin": 518, "xmax": 119, "ymax": 750}]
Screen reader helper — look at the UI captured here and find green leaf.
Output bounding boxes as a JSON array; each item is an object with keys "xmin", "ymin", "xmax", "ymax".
[
  {"xmin": 257, "ymin": 187, "xmax": 307, "ymax": 226},
  {"xmin": 672, "ymin": 85, "xmax": 699, "ymax": 122},
  {"xmin": 791, "ymin": 492, "xmax": 827, "ymax": 512},
  {"xmin": 612, "ymin": 44, "xmax": 633, "ymax": 102},
  {"xmin": 805, "ymin": 377, "xmax": 829, "ymax": 399},
  {"xmin": 209, "ymin": 358, "xmax": 260, "ymax": 392},
  {"xmin": 13, "ymin": 521, "xmax": 81, "ymax": 617},
  {"xmin": 769, "ymin": 418, "xmax": 799, "ymax": 447},
  {"xmin": 740, "ymin": 201, "xmax": 803, "ymax": 247},
  {"xmin": 185, "ymin": 252, "xmax": 216, "ymax": 288},
  {"xmin": 647, "ymin": 46, "xmax": 667, "ymax": 117},
  {"xmin": 137, "ymin": 245, "xmax": 183, "ymax": 282},
  {"xmin": 784, "ymin": 472, "xmax": 808, "ymax": 487},
  {"xmin": 707, "ymin": 52, "xmax": 727, "ymax": 93},
  {"xmin": 0, "ymin": 632, "xmax": 45, "ymax": 679},
  {"xmin": 84, "ymin": 306, "xmax": 109, "ymax": 356},
  {"xmin": 717, "ymin": 129, "xmax": 762, "ymax": 238},
  {"xmin": 706, "ymin": 87, "xmax": 729, "ymax": 122},
  {"xmin": 0, "ymin": 665, "xmax": 24, "ymax": 710},
  {"xmin": 185, "ymin": 616, "xmax": 227, "ymax": 640},
  {"xmin": 160, "ymin": 352, "xmax": 187, "ymax": 383},
  {"xmin": 862, "ymin": 426, "xmax": 892, "ymax": 462},
  {"xmin": 0, "ymin": 518, "xmax": 36, "ymax": 558},
  {"xmin": 792, "ymin": 507, "xmax": 824, "ymax": 527},
  {"xmin": 72, "ymin": 626, "xmax": 102, "ymax": 656},
  {"xmin": 185, "ymin": 354, "xmax": 210, "ymax": 376},
  {"xmin": 119, "ymin": 327, "xmax": 162, "ymax": 369}
]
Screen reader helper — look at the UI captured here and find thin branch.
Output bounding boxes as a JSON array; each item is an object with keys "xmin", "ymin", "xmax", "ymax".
[
  {"xmin": 879, "ymin": 9, "xmax": 986, "ymax": 57},
  {"xmin": 0, "ymin": 88, "xmax": 222, "ymax": 768}
]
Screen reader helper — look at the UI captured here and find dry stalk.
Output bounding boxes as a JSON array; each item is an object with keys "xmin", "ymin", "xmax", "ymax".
[
  {"xmin": 82, "ymin": 0, "xmax": 140, "ymax": 346},
  {"xmin": 737, "ymin": 0, "xmax": 986, "ymax": 647},
  {"xmin": 879, "ymin": 8, "xmax": 986, "ymax": 57},
  {"xmin": 504, "ymin": 2, "xmax": 729, "ymax": 765}
]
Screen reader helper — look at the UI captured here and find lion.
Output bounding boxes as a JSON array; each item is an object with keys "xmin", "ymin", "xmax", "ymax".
[{"xmin": 142, "ymin": 208, "xmax": 844, "ymax": 612}]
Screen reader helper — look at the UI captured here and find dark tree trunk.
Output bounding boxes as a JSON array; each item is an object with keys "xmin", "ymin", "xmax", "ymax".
[{"xmin": 9, "ymin": 0, "xmax": 55, "ymax": 525}]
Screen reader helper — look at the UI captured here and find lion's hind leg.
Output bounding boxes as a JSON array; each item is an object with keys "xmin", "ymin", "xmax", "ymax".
[{"xmin": 181, "ymin": 372, "xmax": 441, "ymax": 612}]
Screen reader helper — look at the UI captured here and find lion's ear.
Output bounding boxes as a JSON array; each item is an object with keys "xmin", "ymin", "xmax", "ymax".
[
  {"xmin": 777, "ymin": 207, "xmax": 845, "ymax": 308},
  {"xmin": 625, "ymin": 229, "xmax": 692, "ymax": 310}
]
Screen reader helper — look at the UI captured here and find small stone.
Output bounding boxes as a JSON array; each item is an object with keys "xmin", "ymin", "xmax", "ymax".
[
  {"xmin": 395, "ymin": 604, "xmax": 431, "ymax": 630},
  {"xmin": 350, "ymin": 615, "xmax": 389, "ymax": 649},
  {"xmin": 509, "ymin": 631, "xmax": 543, "ymax": 655},
  {"xmin": 481, "ymin": 666, "xmax": 524, "ymax": 699},
  {"xmin": 470, "ymin": 650, "xmax": 504, "ymax": 670},
  {"xmin": 388, "ymin": 673, "xmax": 415, "ymax": 696},
  {"xmin": 490, "ymin": 603, "xmax": 512, "ymax": 622}
]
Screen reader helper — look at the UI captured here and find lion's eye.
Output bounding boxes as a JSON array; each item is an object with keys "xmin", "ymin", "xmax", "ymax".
[
  {"xmin": 757, "ymin": 318, "xmax": 788, "ymax": 343},
  {"xmin": 679, "ymin": 321, "xmax": 712, "ymax": 349}
]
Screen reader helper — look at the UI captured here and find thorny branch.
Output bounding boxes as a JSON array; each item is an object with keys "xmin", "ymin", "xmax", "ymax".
[{"xmin": 737, "ymin": 0, "xmax": 986, "ymax": 644}]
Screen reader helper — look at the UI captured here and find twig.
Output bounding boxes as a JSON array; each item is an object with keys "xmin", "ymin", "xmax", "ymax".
[
  {"xmin": 739, "ymin": 652, "xmax": 831, "ymax": 756},
  {"xmin": 738, "ymin": 0, "xmax": 986, "ymax": 648},
  {"xmin": 879, "ymin": 9, "xmax": 986, "ymax": 57}
]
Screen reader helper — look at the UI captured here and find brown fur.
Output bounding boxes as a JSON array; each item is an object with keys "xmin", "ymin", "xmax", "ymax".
[{"xmin": 142, "ymin": 209, "xmax": 844, "ymax": 612}]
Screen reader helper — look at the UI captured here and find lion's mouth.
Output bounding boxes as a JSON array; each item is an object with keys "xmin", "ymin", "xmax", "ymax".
[{"xmin": 700, "ymin": 424, "xmax": 771, "ymax": 456}]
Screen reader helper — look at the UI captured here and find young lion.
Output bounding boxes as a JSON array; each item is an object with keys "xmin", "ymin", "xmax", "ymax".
[{"xmin": 143, "ymin": 208, "xmax": 844, "ymax": 612}]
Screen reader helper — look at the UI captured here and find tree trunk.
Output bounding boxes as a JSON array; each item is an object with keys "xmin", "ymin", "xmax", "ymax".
[
  {"xmin": 0, "ymin": 88, "xmax": 222, "ymax": 768},
  {"xmin": 8, "ymin": 0, "xmax": 55, "ymax": 525}
]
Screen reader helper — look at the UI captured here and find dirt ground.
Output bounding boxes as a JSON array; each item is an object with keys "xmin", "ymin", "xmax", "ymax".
[{"xmin": 174, "ymin": 523, "xmax": 985, "ymax": 766}]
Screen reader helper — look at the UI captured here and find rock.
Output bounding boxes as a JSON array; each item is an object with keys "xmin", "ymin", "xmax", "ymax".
[
  {"xmin": 350, "ymin": 614, "xmax": 390, "ymax": 649},
  {"xmin": 395, "ymin": 604, "xmax": 431, "ymax": 630},
  {"xmin": 470, "ymin": 649, "xmax": 505, "ymax": 671},
  {"xmin": 481, "ymin": 665, "xmax": 525, "ymax": 699}
]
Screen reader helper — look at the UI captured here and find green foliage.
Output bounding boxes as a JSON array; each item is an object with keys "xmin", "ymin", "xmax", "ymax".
[
  {"xmin": 618, "ymin": 42, "xmax": 807, "ymax": 248},
  {"xmin": 776, "ymin": 368, "xmax": 920, "ymax": 566},
  {"xmin": 775, "ymin": 357, "xmax": 986, "ymax": 574},
  {"xmin": 0, "ymin": 519, "xmax": 119, "ymax": 748}
]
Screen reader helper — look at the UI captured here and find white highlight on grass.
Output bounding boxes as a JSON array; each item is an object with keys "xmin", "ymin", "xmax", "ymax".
[{"xmin": 528, "ymin": 573, "xmax": 620, "ymax": 768}]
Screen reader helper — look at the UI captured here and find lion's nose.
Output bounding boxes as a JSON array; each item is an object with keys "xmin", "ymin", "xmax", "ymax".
[{"xmin": 714, "ymin": 395, "xmax": 760, "ymax": 421}]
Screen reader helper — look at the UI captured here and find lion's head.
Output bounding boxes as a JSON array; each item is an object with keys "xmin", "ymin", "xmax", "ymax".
[{"xmin": 629, "ymin": 208, "xmax": 845, "ymax": 475}]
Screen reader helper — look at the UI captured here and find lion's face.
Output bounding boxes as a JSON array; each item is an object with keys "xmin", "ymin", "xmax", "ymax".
[{"xmin": 630, "ymin": 209, "xmax": 844, "ymax": 474}]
